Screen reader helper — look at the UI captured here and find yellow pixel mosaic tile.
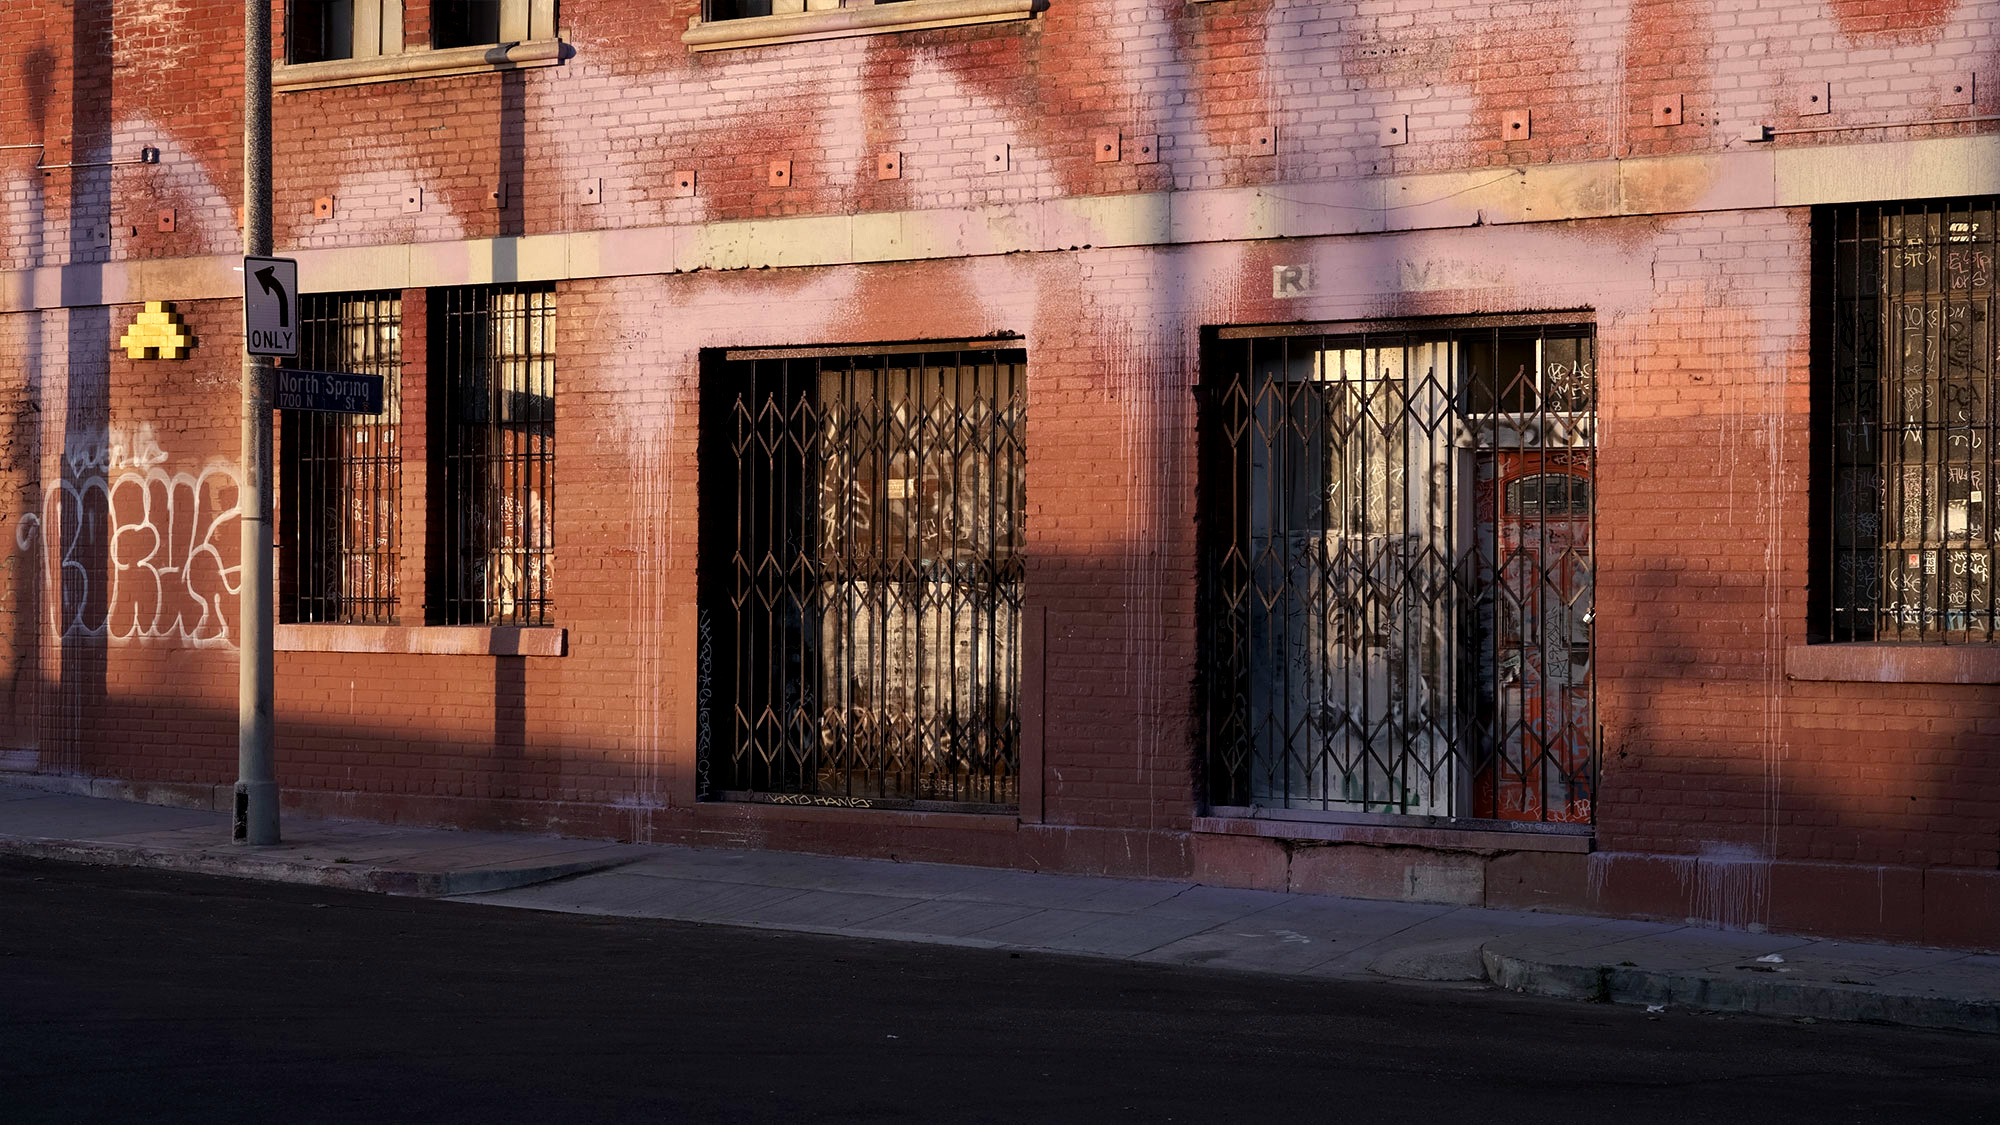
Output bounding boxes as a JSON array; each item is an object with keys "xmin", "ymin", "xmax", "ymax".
[{"xmin": 118, "ymin": 301, "xmax": 195, "ymax": 359}]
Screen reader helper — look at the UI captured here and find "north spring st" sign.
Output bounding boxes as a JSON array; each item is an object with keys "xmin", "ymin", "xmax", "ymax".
[{"xmin": 274, "ymin": 368, "xmax": 384, "ymax": 415}]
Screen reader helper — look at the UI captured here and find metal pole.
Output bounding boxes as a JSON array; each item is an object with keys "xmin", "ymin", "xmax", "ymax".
[{"xmin": 236, "ymin": 0, "xmax": 278, "ymax": 845}]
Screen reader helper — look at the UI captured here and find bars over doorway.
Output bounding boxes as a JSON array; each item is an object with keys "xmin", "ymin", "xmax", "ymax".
[{"xmin": 1200, "ymin": 321, "xmax": 1600, "ymax": 825}]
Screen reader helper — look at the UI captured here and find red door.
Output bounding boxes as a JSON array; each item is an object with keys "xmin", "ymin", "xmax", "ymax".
[{"xmin": 1475, "ymin": 455, "xmax": 1594, "ymax": 823}]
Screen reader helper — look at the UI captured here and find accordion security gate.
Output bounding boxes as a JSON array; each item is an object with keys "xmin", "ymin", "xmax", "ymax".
[
  {"xmin": 1825, "ymin": 198, "xmax": 1998, "ymax": 642},
  {"xmin": 1201, "ymin": 323, "xmax": 1599, "ymax": 824},
  {"xmin": 701, "ymin": 347, "xmax": 1027, "ymax": 810}
]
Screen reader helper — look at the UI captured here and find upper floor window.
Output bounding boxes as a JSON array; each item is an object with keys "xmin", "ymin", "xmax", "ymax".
[
  {"xmin": 277, "ymin": 0, "xmax": 564, "ymax": 90},
  {"xmin": 288, "ymin": 0, "xmax": 402, "ymax": 63},
  {"xmin": 1821, "ymin": 198, "xmax": 1998, "ymax": 643},
  {"xmin": 284, "ymin": 1, "xmax": 556, "ymax": 66},
  {"xmin": 685, "ymin": 0, "xmax": 1043, "ymax": 52},
  {"xmin": 435, "ymin": 0, "xmax": 557, "ymax": 46}
]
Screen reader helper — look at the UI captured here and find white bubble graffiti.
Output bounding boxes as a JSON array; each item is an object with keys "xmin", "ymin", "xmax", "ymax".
[{"xmin": 12, "ymin": 426, "xmax": 243, "ymax": 649}]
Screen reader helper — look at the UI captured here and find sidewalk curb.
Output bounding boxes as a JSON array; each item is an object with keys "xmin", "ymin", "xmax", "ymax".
[
  {"xmin": 0, "ymin": 834, "xmax": 637, "ymax": 897},
  {"xmin": 1480, "ymin": 947, "xmax": 2000, "ymax": 1035}
]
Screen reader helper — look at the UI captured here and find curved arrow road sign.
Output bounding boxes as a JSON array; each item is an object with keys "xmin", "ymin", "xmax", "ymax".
[{"xmin": 244, "ymin": 255, "xmax": 297, "ymax": 357}]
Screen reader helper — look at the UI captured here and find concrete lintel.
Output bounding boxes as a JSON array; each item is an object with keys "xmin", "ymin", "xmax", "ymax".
[
  {"xmin": 676, "ymin": 214, "xmax": 854, "ymax": 272},
  {"xmin": 850, "ymin": 211, "xmax": 906, "ymax": 263},
  {"xmin": 275, "ymin": 623, "xmax": 567, "ymax": 657},
  {"xmin": 1786, "ymin": 643, "xmax": 2000, "ymax": 685},
  {"xmin": 3, "ymin": 136, "xmax": 1993, "ymax": 313},
  {"xmin": 1775, "ymin": 134, "xmax": 2000, "ymax": 207},
  {"xmin": 1169, "ymin": 187, "xmax": 1276, "ymax": 243},
  {"xmin": 1506, "ymin": 161, "xmax": 1620, "ymax": 225},
  {"xmin": 566, "ymin": 226, "xmax": 675, "ymax": 279},
  {"xmin": 1041, "ymin": 193, "xmax": 1172, "ymax": 249},
  {"xmin": 297, "ymin": 243, "xmax": 413, "ymax": 294},
  {"xmin": 1375, "ymin": 169, "xmax": 1506, "ymax": 233},
  {"xmin": 1266, "ymin": 180, "xmax": 1388, "ymax": 238},
  {"xmin": 406, "ymin": 233, "xmax": 568, "ymax": 288},
  {"xmin": 1620, "ymin": 149, "xmax": 1777, "ymax": 217}
]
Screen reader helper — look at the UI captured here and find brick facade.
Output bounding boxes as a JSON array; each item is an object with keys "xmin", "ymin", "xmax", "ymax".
[{"xmin": 3, "ymin": 0, "xmax": 1998, "ymax": 948}]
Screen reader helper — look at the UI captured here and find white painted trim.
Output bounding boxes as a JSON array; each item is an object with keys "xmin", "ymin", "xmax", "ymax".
[
  {"xmin": 683, "ymin": 0, "xmax": 1044, "ymax": 51},
  {"xmin": 274, "ymin": 38, "xmax": 568, "ymax": 92},
  {"xmin": 275, "ymin": 624, "xmax": 568, "ymax": 657},
  {"xmin": 3, "ymin": 136, "xmax": 1994, "ymax": 312}
]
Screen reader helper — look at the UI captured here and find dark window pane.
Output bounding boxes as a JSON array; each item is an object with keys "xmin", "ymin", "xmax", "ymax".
[
  {"xmin": 704, "ymin": 0, "xmax": 773, "ymax": 19},
  {"xmin": 434, "ymin": 0, "xmax": 502, "ymax": 47},
  {"xmin": 289, "ymin": 0, "xmax": 355, "ymax": 63}
]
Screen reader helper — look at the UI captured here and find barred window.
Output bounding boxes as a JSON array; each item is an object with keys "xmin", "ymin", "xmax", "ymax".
[
  {"xmin": 437, "ymin": 285, "xmax": 556, "ymax": 626},
  {"xmin": 1824, "ymin": 199, "xmax": 1998, "ymax": 643},
  {"xmin": 1200, "ymin": 321, "xmax": 1598, "ymax": 825},
  {"xmin": 699, "ymin": 346, "xmax": 1027, "ymax": 810},
  {"xmin": 281, "ymin": 292, "xmax": 403, "ymax": 624}
]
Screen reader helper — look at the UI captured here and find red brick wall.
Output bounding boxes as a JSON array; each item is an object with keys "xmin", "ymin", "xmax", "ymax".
[
  {"xmin": 10, "ymin": 2, "xmax": 1992, "ymax": 263},
  {"xmin": 3, "ymin": 0, "xmax": 1999, "ymax": 942}
]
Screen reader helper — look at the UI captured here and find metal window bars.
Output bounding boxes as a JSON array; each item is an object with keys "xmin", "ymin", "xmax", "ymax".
[
  {"xmin": 438, "ymin": 284, "xmax": 556, "ymax": 627},
  {"xmin": 700, "ymin": 347, "xmax": 1027, "ymax": 809},
  {"xmin": 1199, "ymin": 322, "xmax": 1599, "ymax": 825},
  {"xmin": 281, "ymin": 292, "xmax": 403, "ymax": 625},
  {"xmin": 1825, "ymin": 198, "xmax": 1998, "ymax": 642}
]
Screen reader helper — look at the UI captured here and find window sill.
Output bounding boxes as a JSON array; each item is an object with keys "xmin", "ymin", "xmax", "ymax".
[
  {"xmin": 695, "ymin": 798, "xmax": 1020, "ymax": 830},
  {"xmin": 682, "ymin": 0, "xmax": 1045, "ymax": 52},
  {"xmin": 275, "ymin": 624, "xmax": 567, "ymax": 657},
  {"xmin": 1786, "ymin": 643, "xmax": 2000, "ymax": 684},
  {"xmin": 275, "ymin": 39, "xmax": 569, "ymax": 92},
  {"xmin": 1196, "ymin": 809, "xmax": 1594, "ymax": 853}
]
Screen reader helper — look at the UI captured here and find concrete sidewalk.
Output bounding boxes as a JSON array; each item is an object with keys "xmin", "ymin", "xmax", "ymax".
[{"xmin": 4, "ymin": 777, "xmax": 1997, "ymax": 1035}]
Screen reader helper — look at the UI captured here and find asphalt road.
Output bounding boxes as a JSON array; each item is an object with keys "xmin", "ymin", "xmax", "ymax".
[{"xmin": 2, "ymin": 856, "xmax": 1996, "ymax": 1124}]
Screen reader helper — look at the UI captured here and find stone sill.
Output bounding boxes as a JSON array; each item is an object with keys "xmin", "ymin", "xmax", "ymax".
[
  {"xmin": 275, "ymin": 624, "xmax": 567, "ymax": 657},
  {"xmin": 275, "ymin": 39, "xmax": 568, "ymax": 92},
  {"xmin": 694, "ymin": 798, "xmax": 1019, "ymax": 830},
  {"xmin": 1787, "ymin": 643, "xmax": 2000, "ymax": 684},
  {"xmin": 1196, "ymin": 810, "xmax": 1595, "ymax": 854},
  {"xmin": 683, "ymin": 0, "xmax": 1044, "ymax": 52}
]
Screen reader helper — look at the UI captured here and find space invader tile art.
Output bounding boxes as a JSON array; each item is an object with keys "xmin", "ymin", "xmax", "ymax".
[{"xmin": 118, "ymin": 301, "xmax": 195, "ymax": 359}]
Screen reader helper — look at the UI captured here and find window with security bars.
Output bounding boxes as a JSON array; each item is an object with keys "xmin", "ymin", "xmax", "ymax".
[
  {"xmin": 1199, "ymin": 321, "xmax": 1599, "ymax": 825},
  {"xmin": 1822, "ymin": 198, "xmax": 1997, "ymax": 643},
  {"xmin": 436, "ymin": 285, "xmax": 555, "ymax": 626},
  {"xmin": 281, "ymin": 292, "xmax": 402, "ymax": 624},
  {"xmin": 698, "ymin": 347, "xmax": 1027, "ymax": 810}
]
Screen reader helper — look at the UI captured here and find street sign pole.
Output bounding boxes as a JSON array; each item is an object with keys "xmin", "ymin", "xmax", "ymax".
[{"xmin": 236, "ymin": 0, "xmax": 278, "ymax": 846}]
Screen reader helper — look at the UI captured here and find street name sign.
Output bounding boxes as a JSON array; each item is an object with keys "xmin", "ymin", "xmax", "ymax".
[
  {"xmin": 274, "ymin": 368, "xmax": 384, "ymax": 415},
  {"xmin": 244, "ymin": 255, "xmax": 298, "ymax": 357}
]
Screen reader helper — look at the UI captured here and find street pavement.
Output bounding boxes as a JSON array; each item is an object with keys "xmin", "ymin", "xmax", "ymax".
[
  {"xmin": 10, "ymin": 855, "xmax": 1997, "ymax": 1124},
  {"xmin": 3, "ymin": 776, "xmax": 1997, "ymax": 1035}
]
